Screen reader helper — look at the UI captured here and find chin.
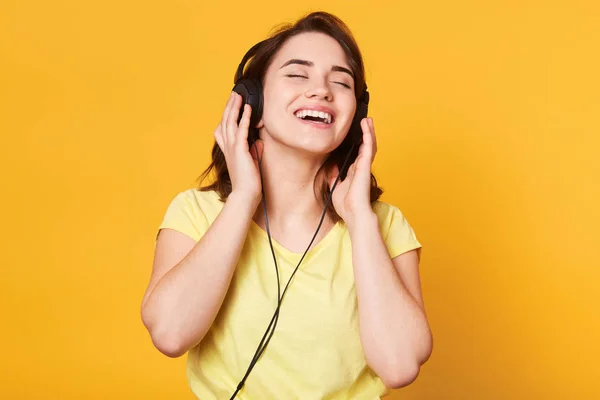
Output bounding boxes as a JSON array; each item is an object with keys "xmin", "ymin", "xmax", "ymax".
[
  {"xmin": 265, "ymin": 120, "xmax": 346, "ymax": 154},
  {"xmin": 292, "ymin": 132, "xmax": 342, "ymax": 155}
]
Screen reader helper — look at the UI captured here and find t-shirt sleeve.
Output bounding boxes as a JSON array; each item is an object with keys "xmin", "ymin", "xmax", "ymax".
[
  {"xmin": 156, "ymin": 190, "xmax": 209, "ymax": 242},
  {"xmin": 375, "ymin": 202, "xmax": 422, "ymax": 259}
]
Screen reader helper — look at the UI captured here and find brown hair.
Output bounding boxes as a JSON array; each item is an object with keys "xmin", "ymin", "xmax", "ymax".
[{"xmin": 196, "ymin": 11, "xmax": 383, "ymax": 224}]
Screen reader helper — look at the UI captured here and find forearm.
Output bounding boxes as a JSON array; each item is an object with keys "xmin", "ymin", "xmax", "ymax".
[
  {"xmin": 142, "ymin": 192, "xmax": 258, "ymax": 356},
  {"xmin": 348, "ymin": 211, "xmax": 432, "ymax": 387}
]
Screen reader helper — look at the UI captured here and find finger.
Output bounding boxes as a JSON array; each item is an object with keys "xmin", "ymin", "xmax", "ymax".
[
  {"xmin": 355, "ymin": 118, "xmax": 369, "ymax": 158},
  {"xmin": 360, "ymin": 118, "xmax": 374, "ymax": 162},
  {"xmin": 348, "ymin": 161, "xmax": 357, "ymax": 180},
  {"xmin": 328, "ymin": 164, "xmax": 339, "ymax": 188},
  {"xmin": 213, "ymin": 123, "xmax": 224, "ymax": 151},
  {"xmin": 226, "ymin": 93, "xmax": 243, "ymax": 143},
  {"xmin": 221, "ymin": 92, "xmax": 236, "ymax": 145},
  {"xmin": 368, "ymin": 117, "xmax": 377, "ymax": 156}
]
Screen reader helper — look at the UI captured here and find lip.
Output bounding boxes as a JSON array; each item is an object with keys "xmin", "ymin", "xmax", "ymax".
[
  {"xmin": 296, "ymin": 117, "xmax": 334, "ymax": 129},
  {"xmin": 293, "ymin": 105, "xmax": 336, "ymax": 122}
]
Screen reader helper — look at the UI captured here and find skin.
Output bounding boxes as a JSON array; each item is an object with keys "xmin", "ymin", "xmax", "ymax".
[{"xmin": 141, "ymin": 31, "xmax": 432, "ymax": 390}]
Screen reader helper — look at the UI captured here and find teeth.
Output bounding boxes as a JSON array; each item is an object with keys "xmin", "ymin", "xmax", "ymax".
[{"xmin": 294, "ymin": 109, "xmax": 332, "ymax": 124}]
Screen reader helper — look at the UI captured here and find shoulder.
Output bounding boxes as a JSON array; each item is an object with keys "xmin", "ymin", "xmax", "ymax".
[
  {"xmin": 371, "ymin": 199, "xmax": 422, "ymax": 258},
  {"xmin": 176, "ymin": 188, "xmax": 224, "ymax": 218},
  {"xmin": 157, "ymin": 188, "xmax": 224, "ymax": 242},
  {"xmin": 372, "ymin": 200, "xmax": 408, "ymax": 228}
]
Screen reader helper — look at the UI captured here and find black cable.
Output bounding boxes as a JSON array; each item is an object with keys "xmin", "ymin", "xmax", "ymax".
[
  {"xmin": 229, "ymin": 139, "xmax": 280, "ymax": 399},
  {"xmin": 229, "ymin": 139, "xmax": 357, "ymax": 399}
]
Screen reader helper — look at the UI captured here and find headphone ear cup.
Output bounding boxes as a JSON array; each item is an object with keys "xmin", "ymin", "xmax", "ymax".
[{"xmin": 232, "ymin": 78, "xmax": 263, "ymax": 129}]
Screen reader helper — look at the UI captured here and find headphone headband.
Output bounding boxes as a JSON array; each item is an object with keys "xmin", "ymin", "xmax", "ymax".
[{"xmin": 235, "ymin": 40, "xmax": 268, "ymax": 83}]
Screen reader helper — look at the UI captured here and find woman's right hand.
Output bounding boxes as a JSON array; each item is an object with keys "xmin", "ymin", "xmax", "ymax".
[{"xmin": 213, "ymin": 92, "xmax": 264, "ymax": 206}]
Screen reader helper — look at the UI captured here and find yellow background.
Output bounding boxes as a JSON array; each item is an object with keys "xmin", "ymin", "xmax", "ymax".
[{"xmin": 1, "ymin": 0, "xmax": 599, "ymax": 398}]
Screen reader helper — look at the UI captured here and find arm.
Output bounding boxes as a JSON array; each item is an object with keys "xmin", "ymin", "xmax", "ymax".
[
  {"xmin": 348, "ymin": 211, "xmax": 433, "ymax": 388},
  {"xmin": 141, "ymin": 192, "xmax": 259, "ymax": 358}
]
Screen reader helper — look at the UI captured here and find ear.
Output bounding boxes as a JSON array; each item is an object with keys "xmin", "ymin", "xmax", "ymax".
[{"xmin": 256, "ymin": 118, "xmax": 264, "ymax": 129}]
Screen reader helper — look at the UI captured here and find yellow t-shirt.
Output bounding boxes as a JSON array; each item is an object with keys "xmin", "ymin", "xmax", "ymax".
[{"xmin": 157, "ymin": 188, "xmax": 422, "ymax": 400}]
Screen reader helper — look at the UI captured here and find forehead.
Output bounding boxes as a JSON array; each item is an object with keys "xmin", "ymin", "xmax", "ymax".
[{"xmin": 271, "ymin": 32, "xmax": 350, "ymax": 69}]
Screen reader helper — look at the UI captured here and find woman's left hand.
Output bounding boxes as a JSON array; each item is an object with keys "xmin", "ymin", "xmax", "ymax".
[{"xmin": 327, "ymin": 117, "xmax": 378, "ymax": 229}]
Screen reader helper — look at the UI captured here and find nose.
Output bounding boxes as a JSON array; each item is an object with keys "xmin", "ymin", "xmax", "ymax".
[{"xmin": 304, "ymin": 80, "xmax": 333, "ymax": 102}]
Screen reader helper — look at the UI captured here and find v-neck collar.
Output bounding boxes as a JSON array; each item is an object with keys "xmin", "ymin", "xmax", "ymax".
[{"xmin": 249, "ymin": 219, "xmax": 344, "ymax": 265}]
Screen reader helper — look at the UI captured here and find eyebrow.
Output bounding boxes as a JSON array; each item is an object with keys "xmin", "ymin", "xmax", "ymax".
[{"xmin": 279, "ymin": 59, "xmax": 354, "ymax": 79}]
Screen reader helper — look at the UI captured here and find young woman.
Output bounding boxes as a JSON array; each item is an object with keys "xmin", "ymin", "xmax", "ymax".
[{"xmin": 141, "ymin": 11, "xmax": 433, "ymax": 400}]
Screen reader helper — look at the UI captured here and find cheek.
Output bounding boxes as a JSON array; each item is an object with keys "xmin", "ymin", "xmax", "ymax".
[
  {"xmin": 263, "ymin": 87, "xmax": 295, "ymax": 120},
  {"xmin": 340, "ymin": 99, "xmax": 357, "ymax": 126}
]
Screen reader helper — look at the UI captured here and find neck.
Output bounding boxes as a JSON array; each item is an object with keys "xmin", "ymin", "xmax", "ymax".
[{"xmin": 251, "ymin": 138, "xmax": 331, "ymax": 230}]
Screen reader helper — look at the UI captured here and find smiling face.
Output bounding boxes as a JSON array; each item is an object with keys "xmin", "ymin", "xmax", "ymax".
[{"xmin": 258, "ymin": 31, "xmax": 357, "ymax": 155}]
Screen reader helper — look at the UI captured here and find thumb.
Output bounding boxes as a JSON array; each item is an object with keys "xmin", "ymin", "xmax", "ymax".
[
  {"xmin": 328, "ymin": 164, "xmax": 340, "ymax": 189},
  {"xmin": 250, "ymin": 139, "xmax": 264, "ymax": 162}
]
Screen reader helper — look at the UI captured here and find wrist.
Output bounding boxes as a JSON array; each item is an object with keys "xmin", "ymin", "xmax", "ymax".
[
  {"xmin": 228, "ymin": 190, "xmax": 261, "ymax": 213},
  {"xmin": 346, "ymin": 209, "xmax": 378, "ymax": 235}
]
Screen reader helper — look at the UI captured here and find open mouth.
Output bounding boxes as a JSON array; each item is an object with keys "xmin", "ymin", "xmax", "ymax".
[{"xmin": 294, "ymin": 109, "xmax": 334, "ymax": 125}]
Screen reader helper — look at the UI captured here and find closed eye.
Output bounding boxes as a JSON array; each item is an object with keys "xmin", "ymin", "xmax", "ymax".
[
  {"xmin": 335, "ymin": 82, "xmax": 352, "ymax": 89},
  {"xmin": 286, "ymin": 74, "xmax": 352, "ymax": 89}
]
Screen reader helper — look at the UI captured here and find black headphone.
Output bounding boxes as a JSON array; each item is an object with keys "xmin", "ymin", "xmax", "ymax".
[{"xmin": 228, "ymin": 39, "xmax": 370, "ymax": 399}]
